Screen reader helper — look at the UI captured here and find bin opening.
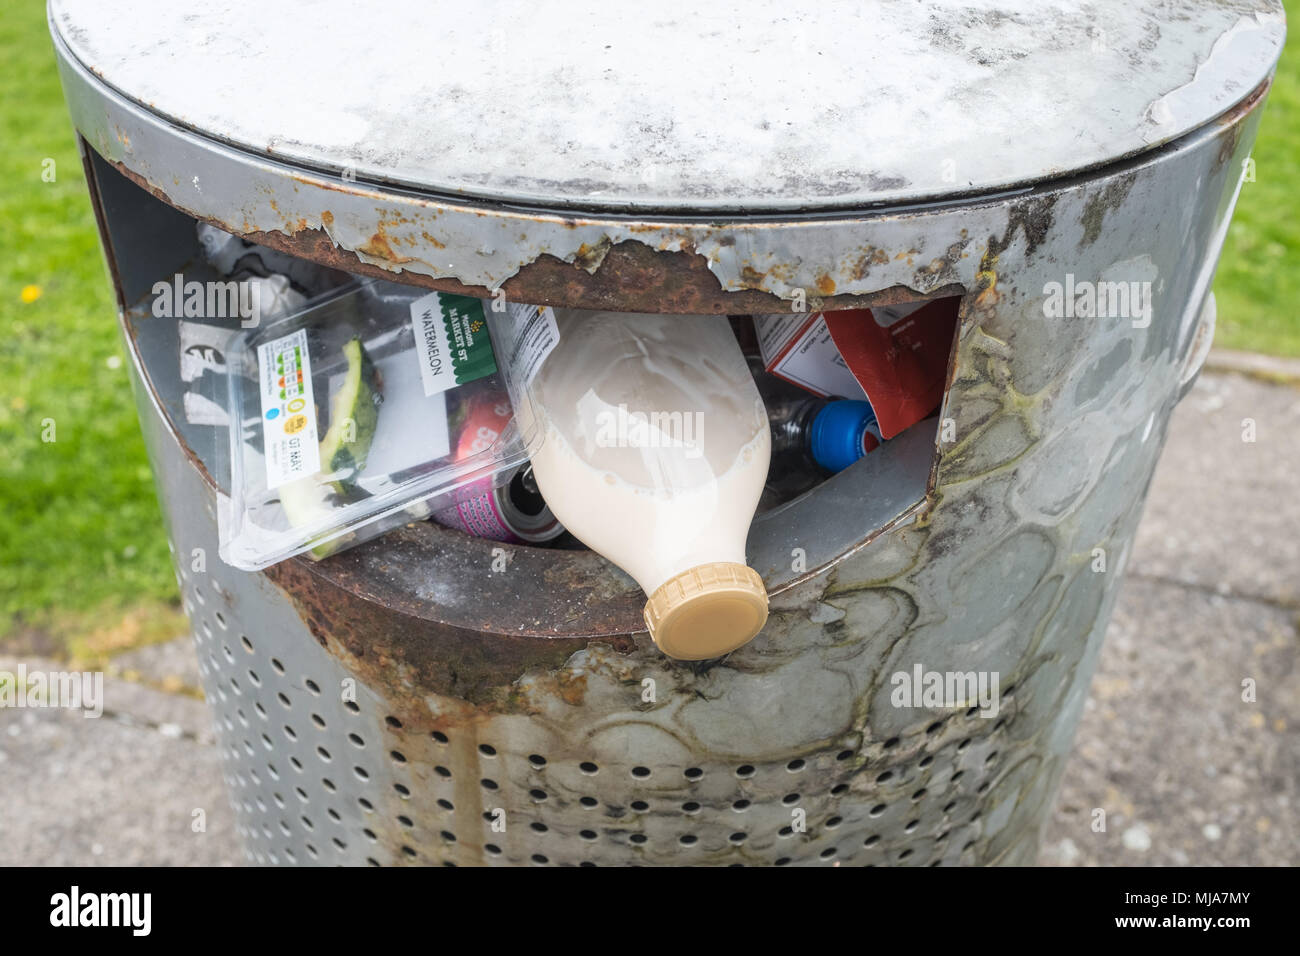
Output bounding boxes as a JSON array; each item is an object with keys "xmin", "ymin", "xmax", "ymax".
[{"xmin": 91, "ymin": 150, "xmax": 960, "ymax": 632}]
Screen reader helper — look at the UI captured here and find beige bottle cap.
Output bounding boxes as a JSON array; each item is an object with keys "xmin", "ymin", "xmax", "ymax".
[{"xmin": 643, "ymin": 563, "xmax": 769, "ymax": 661}]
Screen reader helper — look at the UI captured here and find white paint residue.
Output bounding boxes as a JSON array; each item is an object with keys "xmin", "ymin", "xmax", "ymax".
[{"xmin": 50, "ymin": 0, "xmax": 1284, "ymax": 211}]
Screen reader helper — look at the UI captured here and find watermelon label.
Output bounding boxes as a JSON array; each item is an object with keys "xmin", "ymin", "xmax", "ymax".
[{"xmin": 410, "ymin": 292, "xmax": 498, "ymax": 397}]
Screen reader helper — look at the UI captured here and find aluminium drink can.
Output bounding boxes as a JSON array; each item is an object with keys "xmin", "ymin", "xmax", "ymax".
[{"xmin": 432, "ymin": 390, "xmax": 564, "ymax": 544}]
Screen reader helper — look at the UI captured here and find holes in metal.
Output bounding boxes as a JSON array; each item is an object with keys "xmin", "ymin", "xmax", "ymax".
[{"xmin": 196, "ymin": 615, "xmax": 1011, "ymax": 867}]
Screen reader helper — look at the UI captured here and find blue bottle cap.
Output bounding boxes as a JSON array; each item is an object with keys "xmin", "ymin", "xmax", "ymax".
[{"xmin": 809, "ymin": 400, "xmax": 878, "ymax": 473}]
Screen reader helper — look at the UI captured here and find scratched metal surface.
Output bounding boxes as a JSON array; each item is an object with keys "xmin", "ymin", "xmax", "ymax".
[
  {"xmin": 105, "ymin": 80, "xmax": 1264, "ymax": 863},
  {"xmin": 50, "ymin": 4, "xmax": 1284, "ymax": 315},
  {"xmin": 50, "ymin": 0, "xmax": 1282, "ymax": 214}
]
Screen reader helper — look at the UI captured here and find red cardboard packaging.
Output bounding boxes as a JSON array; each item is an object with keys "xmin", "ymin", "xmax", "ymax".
[{"xmin": 753, "ymin": 297, "xmax": 958, "ymax": 439}]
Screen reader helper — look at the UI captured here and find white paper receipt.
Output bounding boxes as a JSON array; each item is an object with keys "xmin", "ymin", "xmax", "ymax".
[
  {"xmin": 257, "ymin": 328, "xmax": 321, "ymax": 489},
  {"xmin": 502, "ymin": 302, "xmax": 560, "ymax": 385}
]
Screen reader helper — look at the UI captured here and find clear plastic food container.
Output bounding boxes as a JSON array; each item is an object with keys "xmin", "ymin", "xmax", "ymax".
[{"xmin": 219, "ymin": 281, "xmax": 526, "ymax": 570}]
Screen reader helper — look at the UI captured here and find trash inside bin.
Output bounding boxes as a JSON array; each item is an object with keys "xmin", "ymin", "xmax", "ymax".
[{"xmin": 220, "ymin": 283, "xmax": 526, "ymax": 569}]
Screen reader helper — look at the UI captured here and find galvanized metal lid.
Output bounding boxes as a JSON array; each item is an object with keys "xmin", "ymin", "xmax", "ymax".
[{"xmin": 50, "ymin": 0, "xmax": 1284, "ymax": 213}]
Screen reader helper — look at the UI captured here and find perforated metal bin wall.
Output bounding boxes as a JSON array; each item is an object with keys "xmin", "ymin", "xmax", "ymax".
[{"xmin": 55, "ymin": 0, "xmax": 1283, "ymax": 866}]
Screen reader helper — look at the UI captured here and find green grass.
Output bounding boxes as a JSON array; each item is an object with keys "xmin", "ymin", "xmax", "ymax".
[
  {"xmin": 0, "ymin": 2, "xmax": 178, "ymax": 645},
  {"xmin": 1215, "ymin": 1, "xmax": 1300, "ymax": 357},
  {"xmin": 0, "ymin": 1, "xmax": 1296, "ymax": 647}
]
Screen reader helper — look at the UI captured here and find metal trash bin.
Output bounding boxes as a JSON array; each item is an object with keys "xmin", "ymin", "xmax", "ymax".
[{"xmin": 50, "ymin": 0, "xmax": 1284, "ymax": 865}]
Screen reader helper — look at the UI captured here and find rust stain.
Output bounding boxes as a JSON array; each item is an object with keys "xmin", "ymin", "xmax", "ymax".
[
  {"xmin": 851, "ymin": 247, "xmax": 890, "ymax": 280},
  {"xmin": 573, "ymin": 236, "xmax": 613, "ymax": 273},
  {"xmin": 358, "ymin": 226, "xmax": 417, "ymax": 265},
  {"xmin": 556, "ymin": 671, "xmax": 588, "ymax": 707},
  {"xmin": 974, "ymin": 265, "xmax": 999, "ymax": 310},
  {"xmin": 263, "ymin": 555, "xmax": 624, "ymax": 712},
  {"xmin": 107, "ymin": 160, "xmax": 962, "ymax": 314},
  {"xmin": 815, "ymin": 273, "xmax": 836, "ymax": 296},
  {"xmin": 1215, "ymin": 76, "xmax": 1272, "ymax": 135}
]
